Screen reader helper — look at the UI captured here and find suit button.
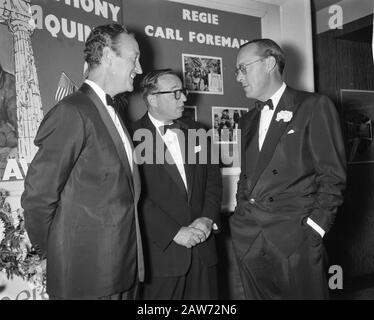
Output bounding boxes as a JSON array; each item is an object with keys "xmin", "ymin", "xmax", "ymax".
[
  {"xmin": 249, "ymin": 198, "xmax": 255, "ymax": 204},
  {"xmin": 268, "ymin": 197, "xmax": 274, "ymax": 202},
  {"xmin": 243, "ymin": 174, "xmax": 247, "ymax": 178},
  {"xmin": 272, "ymin": 169, "xmax": 278, "ymax": 175}
]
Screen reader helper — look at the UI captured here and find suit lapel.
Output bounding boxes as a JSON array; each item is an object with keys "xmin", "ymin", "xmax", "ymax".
[
  {"xmin": 180, "ymin": 126, "xmax": 195, "ymax": 204},
  {"xmin": 242, "ymin": 108, "xmax": 260, "ymax": 151},
  {"xmin": 119, "ymin": 116, "xmax": 141, "ymax": 201},
  {"xmin": 248, "ymin": 87, "xmax": 298, "ymax": 195},
  {"xmin": 80, "ymin": 84, "xmax": 135, "ymax": 197},
  {"xmin": 131, "ymin": 157, "xmax": 144, "ymax": 281},
  {"xmin": 143, "ymin": 115, "xmax": 188, "ymax": 200},
  {"xmin": 239, "ymin": 109, "xmax": 260, "ymax": 176}
]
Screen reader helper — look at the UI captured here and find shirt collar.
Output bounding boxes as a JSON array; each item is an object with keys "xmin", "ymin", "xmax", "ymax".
[
  {"xmin": 84, "ymin": 79, "xmax": 107, "ymax": 106},
  {"xmin": 269, "ymin": 82, "xmax": 286, "ymax": 111},
  {"xmin": 147, "ymin": 112, "xmax": 173, "ymax": 129}
]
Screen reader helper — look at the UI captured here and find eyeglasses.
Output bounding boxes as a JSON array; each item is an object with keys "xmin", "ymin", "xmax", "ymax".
[
  {"xmin": 151, "ymin": 88, "xmax": 189, "ymax": 100},
  {"xmin": 234, "ymin": 57, "xmax": 266, "ymax": 77}
]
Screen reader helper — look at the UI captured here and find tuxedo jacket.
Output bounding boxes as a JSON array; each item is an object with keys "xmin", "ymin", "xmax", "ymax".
[
  {"xmin": 21, "ymin": 84, "xmax": 144, "ymax": 299},
  {"xmin": 231, "ymin": 86, "xmax": 347, "ymax": 258},
  {"xmin": 131, "ymin": 114, "xmax": 222, "ymax": 278}
]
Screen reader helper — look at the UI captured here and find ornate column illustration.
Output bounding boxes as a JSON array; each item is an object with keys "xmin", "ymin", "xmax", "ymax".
[{"xmin": 1, "ymin": 0, "xmax": 44, "ymax": 162}]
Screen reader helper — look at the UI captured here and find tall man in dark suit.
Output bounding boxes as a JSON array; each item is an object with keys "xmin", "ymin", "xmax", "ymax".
[
  {"xmin": 21, "ymin": 24, "xmax": 144, "ymax": 300},
  {"xmin": 230, "ymin": 39, "xmax": 346, "ymax": 299},
  {"xmin": 132, "ymin": 70, "xmax": 222, "ymax": 299}
]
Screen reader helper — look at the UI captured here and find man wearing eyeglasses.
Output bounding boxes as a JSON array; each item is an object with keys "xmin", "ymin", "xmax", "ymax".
[
  {"xmin": 229, "ymin": 39, "xmax": 346, "ymax": 299},
  {"xmin": 132, "ymin": 69, "xmax": 222, "ymax": 299}
]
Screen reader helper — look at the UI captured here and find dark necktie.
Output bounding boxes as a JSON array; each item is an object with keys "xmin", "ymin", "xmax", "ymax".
[
  {"xmin": 106, "ymin": 94, "xmax": 114, "ymax": 107},
  {"xmin": 255, "ymin": 99, "xmax": 274, "ymax": 111},
  {"xmin": 106, "ymin": 94, "xmax": 122, "ymax": 115},
  {"xmin": 159, "ymin": 122, "xmax": 181, "ymax": 136}
]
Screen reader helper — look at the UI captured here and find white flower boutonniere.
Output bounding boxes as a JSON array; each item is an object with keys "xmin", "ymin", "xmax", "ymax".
[{"xmin": 276, "ymin": 110, "xmax": 293, "ymax": 122}]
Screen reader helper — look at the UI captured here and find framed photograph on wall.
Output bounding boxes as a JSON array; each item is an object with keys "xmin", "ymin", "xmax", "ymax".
[
  {"xmin": 212, "ymin": 106, "xmax": 248, "ymax": 144},
  {"xmin": 341, "ymin": 89, "xmax": 374, "ymax": 164},
  {"xmin": 212, "ymin": 106, "xmax": 248, "ymax": 175},
  {"xmin": 182, "ymin": 105, "xmax": 197, "ymax": 121},
  {"xmin": 182, "ymin": 53, "xmax": 223, "ymax": 95}
]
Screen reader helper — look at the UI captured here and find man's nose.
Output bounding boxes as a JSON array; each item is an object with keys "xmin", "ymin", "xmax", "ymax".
[
  {"xmin": 136, "ymin": 60, "xmax": 143, "ymax": 74},
  {"xmin": 236, "ymin": 71, "xmax": 244, "ymax": 82}
]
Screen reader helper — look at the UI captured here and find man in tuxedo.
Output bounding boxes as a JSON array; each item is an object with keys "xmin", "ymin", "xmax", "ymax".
[
  {"xmin": 132, "ymin": 69, "xmax": 222, "ymax": 299},
  {"xmin": 21, "ymin": 24, "xmax": 144, "ymax": 300},
  {"xmin": 230, "ymin": 39, "xmax": 346, "ymax": 299}
]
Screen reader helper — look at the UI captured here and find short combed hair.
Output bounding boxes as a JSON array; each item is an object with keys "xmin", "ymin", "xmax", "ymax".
[
  {"xmin": 141, "ymin": 69, "xmax": 179, "ymax": 106},
  {"xmin": 240, "ymin": 38, "xmax": 285, "ymax": 75},
  {"xmin": 84, "ymin": 24, "xmax": 130, "ymax": 68}
]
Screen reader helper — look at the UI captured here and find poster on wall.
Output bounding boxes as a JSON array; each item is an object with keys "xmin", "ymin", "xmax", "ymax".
[
  {"xmin": 31, "ymin": 0, "xmax": 123, "ymax": 112},
  {"xmin": 182, "ymin": 53, "xmax": 223, "ymax": 94},
  {"xmin": 1, "ymin": 2, "xmax": 45, "ymax": 300},
  {"xmin": 0, "ymin": 0, "xmax": 123, "ymax": 300}
]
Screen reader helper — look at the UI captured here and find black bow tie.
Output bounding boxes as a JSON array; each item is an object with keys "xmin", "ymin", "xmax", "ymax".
[
  {"xmin": 159, "ymin": 122, "xmax": 181, "ymax": 136},
  {"xmin": 255, "ymin": 99, "xmax": 274, "ymax": 111},
  {"xmin": 106, "ymin": 94, "xmax": 114, "ymax": 107}
]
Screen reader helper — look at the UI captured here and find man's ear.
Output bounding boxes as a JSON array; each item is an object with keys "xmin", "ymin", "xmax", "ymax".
[
  {"xmin": 102, "ymin": 46, "xmax": 113, "ymax": 66},
  {"xmin": 266, "ymin": 56, "xmax": 277, "ymax": 73},
  {"xmin": 147, "ymin": 94, "xmax": 157, "ymax": 107}
]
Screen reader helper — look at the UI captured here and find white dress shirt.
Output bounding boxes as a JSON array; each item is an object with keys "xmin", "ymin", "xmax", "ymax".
[
  {"xmin": 258, "ymin": 82, "xmax": 287, "ymax": 150},
  {"xmin": 148, "ymin": 112, "xmax": 188, "ymax": 191},
  {"xmin": 85, "ymin": 79, "xmax": 133, "ymax": 172}
]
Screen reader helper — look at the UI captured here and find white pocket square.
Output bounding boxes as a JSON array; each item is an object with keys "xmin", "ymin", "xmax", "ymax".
[
  {"xmin": 287, "ymin": 129, "xmax": 295, "ymax": 135},
  {"xmin": 194, "ymin": 145, "xmax": 202, "ymax": 153}
]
